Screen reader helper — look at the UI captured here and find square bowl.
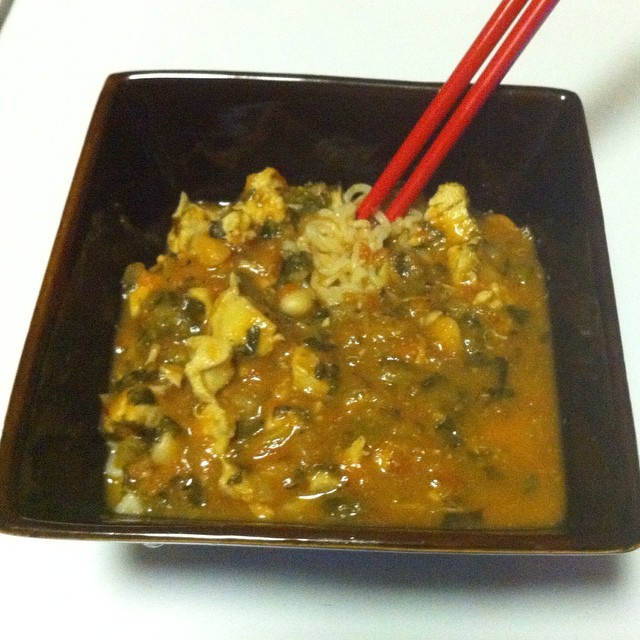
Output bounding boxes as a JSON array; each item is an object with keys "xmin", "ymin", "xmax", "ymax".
[{"xmin": 1, "ymin": 71, "xmax": 638, "ymax": 552}]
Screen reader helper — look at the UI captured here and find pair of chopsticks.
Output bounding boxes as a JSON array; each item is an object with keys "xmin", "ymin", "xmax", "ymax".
[{"xmin": 357, "ymin": 0, "xmax": 560, "ymax": 222}]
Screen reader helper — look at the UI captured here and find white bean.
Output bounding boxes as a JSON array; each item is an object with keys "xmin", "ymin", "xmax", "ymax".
[{"xmin": 279, "ymin": 287, "xmax": 315, "ymax": 317}]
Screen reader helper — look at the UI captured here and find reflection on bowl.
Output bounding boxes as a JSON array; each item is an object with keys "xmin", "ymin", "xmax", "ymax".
[{"xmin": 0, "ymin": 71, "xmax": 638, "ymax": 552}]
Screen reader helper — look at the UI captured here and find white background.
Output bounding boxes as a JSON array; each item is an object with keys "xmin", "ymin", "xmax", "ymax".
[{"xmin": 1, "ymin": 1, "xmax": 639, "ymax": 638}]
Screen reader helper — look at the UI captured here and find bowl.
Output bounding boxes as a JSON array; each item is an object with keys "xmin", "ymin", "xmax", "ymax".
[{"xmin": 1, "ymin": 71, "xmax": 638, "ymax": 552}]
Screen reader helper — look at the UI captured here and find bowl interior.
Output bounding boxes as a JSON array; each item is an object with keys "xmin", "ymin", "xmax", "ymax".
[{"xmin": 1, "ymin": 72, "xmax": 638, "ymax": 552}]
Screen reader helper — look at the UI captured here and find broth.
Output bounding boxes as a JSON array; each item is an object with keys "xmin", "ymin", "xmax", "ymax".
[{"xmin": 101, "ymin": 168, "xmax": 565, "ymax": 528}]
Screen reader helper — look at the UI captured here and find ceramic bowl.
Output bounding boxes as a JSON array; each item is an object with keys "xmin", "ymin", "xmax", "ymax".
[{"xmin": 1, "ymin": 71, "xmax": 638, "ymax": 552}]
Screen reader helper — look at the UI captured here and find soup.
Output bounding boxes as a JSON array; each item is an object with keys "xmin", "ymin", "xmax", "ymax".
[{"xmin": 101, "ymin": 168, "xmax": 565, "ymax": 528}]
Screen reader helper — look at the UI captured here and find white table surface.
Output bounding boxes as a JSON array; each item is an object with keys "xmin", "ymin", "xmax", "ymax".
[{"xmin": 1, "ymin": 1, "xmax": 640, "ymax": 638}]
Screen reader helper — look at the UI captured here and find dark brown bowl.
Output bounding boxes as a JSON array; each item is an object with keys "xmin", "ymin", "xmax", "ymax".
[{"xmin": 1, "ymin": 71, "xmax": 638, "ymax": 552}]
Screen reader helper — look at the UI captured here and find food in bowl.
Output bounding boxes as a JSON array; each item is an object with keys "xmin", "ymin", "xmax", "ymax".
[{"xmin": 101, "ymin": 167, "xmax": 565, "ymax": 528}]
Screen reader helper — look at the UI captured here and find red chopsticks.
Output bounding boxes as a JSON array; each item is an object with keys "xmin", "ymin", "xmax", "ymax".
[{"xmin": 357, "ymin": 0, "xmax": 560, "ymax": 221}]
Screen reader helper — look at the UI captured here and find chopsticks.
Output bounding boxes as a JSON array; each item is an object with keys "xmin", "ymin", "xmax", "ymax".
[{"xmin": 357, "ymin": 0, "xmax": 560, "ymax": 221}]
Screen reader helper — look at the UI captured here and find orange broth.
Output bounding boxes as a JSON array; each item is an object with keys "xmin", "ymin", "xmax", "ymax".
[{"xmin": 101, "ymin": 168, "xmax": 565, "ymax": 528}]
